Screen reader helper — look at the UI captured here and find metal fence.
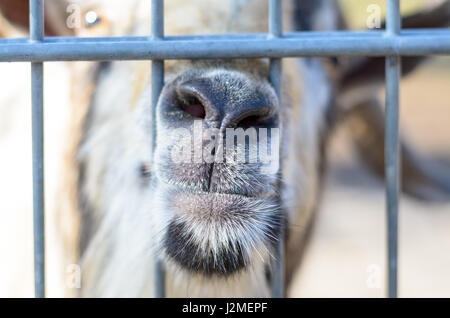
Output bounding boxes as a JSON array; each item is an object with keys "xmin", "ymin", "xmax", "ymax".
[{"xmin": 0, "ymin": 0, "xmax": 449, "ymax": 298}]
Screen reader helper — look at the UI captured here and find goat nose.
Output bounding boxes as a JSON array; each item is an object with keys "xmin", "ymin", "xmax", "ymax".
[{"xmin": 176, "ymin": 75, "xmax": 277, "ymax": 128}]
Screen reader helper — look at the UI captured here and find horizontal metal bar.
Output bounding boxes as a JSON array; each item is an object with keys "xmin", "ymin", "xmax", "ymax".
[
  {"xmin": 1, "ymin": 30, "xmax": 450, "ymax": 62},
  {"xmin": 4, "ymin": 29, "xmax": 450, "ymax": 44}
]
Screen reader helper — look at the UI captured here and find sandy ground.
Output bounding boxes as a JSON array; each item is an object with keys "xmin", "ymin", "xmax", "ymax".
[{"xmin": 290, "ymin": 58, "xmax": 450, "ymax": 297}]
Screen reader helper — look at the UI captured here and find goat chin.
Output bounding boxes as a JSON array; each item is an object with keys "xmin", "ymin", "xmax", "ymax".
[
  {"xmin": 82, "ymin": 246, "xmax": 271, "ymax": 297},
  {"xmin": 78, "ymin": 179, "xmax": 276, "ymax": 297}
]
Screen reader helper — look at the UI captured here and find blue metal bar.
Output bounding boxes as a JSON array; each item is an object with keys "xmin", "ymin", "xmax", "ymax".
[
  {"xmin": 151, "ymin": 0, "xmax": 166, "ymax": 299},
  {"xmin": 269, "ymin": 0, "xmax": 284, "ymax": 299},
  {"xmin": 385, "ymin": 0, "xmax": 401, "ymax": 299},
  {"xmin": 1, "ymin": 30, "xmax": 450, "ymax": 62},
  {"xmin": 269, "ymin": 0, "xmax": 282, "ymax": 39},
  {"xmin": 387, "ymin": 0, "xmax": 401, "ymax": 35},
  {"xmin": 30, "ymin": 0, "xmax": 45, "ymax": 299},
  {"xmin": 4, "ymin": 28, "xmax": 450, "ymax": 45}
]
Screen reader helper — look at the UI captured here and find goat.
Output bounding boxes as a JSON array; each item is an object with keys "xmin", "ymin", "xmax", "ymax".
[{"xmin": 0, "ymin": 0, "xmax": 449, "ymax": 297}]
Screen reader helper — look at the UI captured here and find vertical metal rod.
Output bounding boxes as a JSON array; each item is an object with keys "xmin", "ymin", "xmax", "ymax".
[
  {"xmin": 387, "ymin": 0, "xmax": 401, "ymax": 35},
  {"xmin": 151, "ymin": 0, "xmax": 165, "ymax": 298},
  {"xmin": 385, "ymin": 0, "xmax": 401, "ymax": 299},
  {"xmin": 269, "ymin": 0, "xmax": 284, "ymax": 298},
  {"xmin": 30, "ymin": 0, "xmax": 45, "ymax": 299}
]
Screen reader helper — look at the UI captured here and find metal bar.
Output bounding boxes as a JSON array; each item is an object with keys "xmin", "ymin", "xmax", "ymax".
[
  {"xmin": 269, "ymin": 0, "xmax": 282, "ymax": 39},
  {"xmin": 1, "ymin": 30, "xmax": 450, "ymax": 62},
  {"xmin": 151, "ymin": 0, "xmax": 165, "ymax": 299},
  {"xmin": 4, "ymin": 28, "xmax": 450, "ymax": 45},
  {"xmin": 387, "ymin": 0, "xmax": 401, "ymax": 35},
  {"xmin": 385, "ymin": 0, "xmax": 401, "ymax": 299},
  {"xmin": 269, "ymin": 0, "xmax": 284, "ymax": 299},
  {"xmin": 30, "ymin": 0, "xmax": 45, "ymax": 299}
]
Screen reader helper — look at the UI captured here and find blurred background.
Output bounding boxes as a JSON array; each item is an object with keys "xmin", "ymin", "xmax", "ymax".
[
  {"xmin": 0, "ymin": 0, "xmax": 449, "ymax": 297},
  {"xmin": 290, "ymin": 0, "xmax": 450, "ymax": 297},
  {"xmin": 291, "ymin": 56, "xmax": 450, "ymax": 297}
]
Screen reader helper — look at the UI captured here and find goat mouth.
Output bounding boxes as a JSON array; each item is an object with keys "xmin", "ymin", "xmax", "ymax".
[
  {"xmin": 160, "ymin": 186, "xmax": 282, "ymax": 277},
  {"xmin": 154, "ymin": 158, "xmax": 279, "ymax": 199},
  {"xmin": 164, "ymin": 218, "xmax": 249, "ymax": 276},
  {"xmin": 157, "ymin": 175, "xmax": 273, "ymax": 199}
]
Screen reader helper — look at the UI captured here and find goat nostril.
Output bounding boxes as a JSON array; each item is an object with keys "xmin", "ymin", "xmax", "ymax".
[
  {"xmin": 179, "ymin": 96, "xmax": 206, "ymax": 119},
  {"xmin": 237, "ymin": 115, "xmax": 262, "ymax": 128}
]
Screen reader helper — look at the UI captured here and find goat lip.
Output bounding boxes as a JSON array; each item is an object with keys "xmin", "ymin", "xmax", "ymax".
[
  {"xmin": 161, "ymin": 187, "xmax": 282, "ymax": 277},
  {"xmin": 156, "ymin": 175, "xmax": 272, "ymax": 199}
]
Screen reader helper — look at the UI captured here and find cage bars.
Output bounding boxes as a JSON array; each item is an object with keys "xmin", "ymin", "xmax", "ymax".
[{"xmin": 3, "ymin": 0, "xmax": 448, "ymax": 298}]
